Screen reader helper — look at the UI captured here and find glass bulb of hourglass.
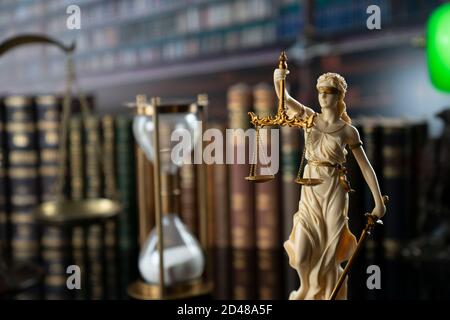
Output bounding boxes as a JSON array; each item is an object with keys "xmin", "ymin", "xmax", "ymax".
[
  {"xmin": 132, "ymin": 108, "xmax": 205, "ymax": 286},
  {"xmin": 133, "ymin": 112, "xmax": 199, "ymax": 174},
  {"xmin": 138, "ymin": 213, "xmax": 205, "ymax": 286}
]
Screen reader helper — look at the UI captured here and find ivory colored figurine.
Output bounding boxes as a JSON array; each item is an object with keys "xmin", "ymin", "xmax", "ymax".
[{"xmin": 273, "ymin": 69, "xmax": 386, "ymax": 300}]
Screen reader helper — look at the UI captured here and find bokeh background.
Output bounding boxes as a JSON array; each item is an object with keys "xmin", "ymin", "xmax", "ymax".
[{"xmin": 0, "ymin": 0, "xmax": 450, "ymax": 300}]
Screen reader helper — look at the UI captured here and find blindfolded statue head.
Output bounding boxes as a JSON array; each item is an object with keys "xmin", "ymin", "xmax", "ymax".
[{"xmin": 316, "ymin": 72, "xmax": 351, "ymax": 124}]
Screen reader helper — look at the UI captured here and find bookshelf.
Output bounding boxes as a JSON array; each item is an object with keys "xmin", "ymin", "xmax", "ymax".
[
  {"xmin": 0, "ymin": 0, "xmax": 443, "ymax": 114},
  {"xmin": 0, "ymin": 0, "xmax": 301, "ymax": 94}
]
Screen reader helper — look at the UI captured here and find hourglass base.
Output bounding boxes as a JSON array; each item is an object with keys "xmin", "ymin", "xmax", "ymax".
[{"xmin": 127, "ymin": 278, "xmax": 213, "ymax": 300}]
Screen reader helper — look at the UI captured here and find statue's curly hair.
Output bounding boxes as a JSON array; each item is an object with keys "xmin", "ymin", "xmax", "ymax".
[{"xmin": 316, "ymin": 72, "xmax": 351, "ymax": 124}]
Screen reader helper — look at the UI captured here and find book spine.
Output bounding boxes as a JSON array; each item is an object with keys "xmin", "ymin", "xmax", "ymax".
[
  {"xmin": 381, "ymin": 121, "xmax": 407, "ymax": 300},
  {"xmin": 135, "ymin": 140, "xmax": 155, "ymax": 247},
  {"xmin": 85, "ymin": 116, "xmax": 102, "ymax": 199},
  {"xmin": 345, "ymin": 120, "xmax": 366, "ymax": 299},
  {"xmin": 69, "ymin": 116, "xmax": 85, "ymax": 200},
  {"xmin": 0, "ymin": 98, "xmax": 8, "ymax": 258},
  {"xmin": 211, "ymin": 123, "xmax": 230, "ymax": 248},
  {"xmin": 180, "ymin": 163, "xmax": 198, "ymax": 236},
  {"xmin": 253, "ymin": 83, "xmax": 282, "ymax": 299},
  {"xmin": 84, "ymin": 116, "xmax": 105, "ymax": 300},
  {"xmin": 253, "ymin": 83, "xmax": 281, "ymax": 249},
  {"xmin": 280, "ymin": 125, "xmax": 301, "ymax": 298},
  {"xmin": 115, "ymin": 115, "xmax": 139, "ymax": 299},
  {"xmin": 36, "ymin": 95, "xmax": 60, "ymax": 201},
  {"xmin": 410, "ymin": 121, "xmax": 428, "ymax": 238},
  {"xmin": 4, "ymin": 96, "xmax": 39, "ymax": 262},
  {"xmin": 101, "ymin": 115, "xmax": 119, "ymax": 299},
  {"xmin": 211, "ymin": 123, "xmax": 231, "ymax": 299},
  {"xmin": 227, "ymin": 83, "xmax": 256, "ymax": 299},
  {"xmin": 231, "ymin": 248, "xmax": 256, "ymax": 300},
  {"xmin": 69, "ymin": 115, "xmax": 87, "ymax": 300},
  {"xmin": 36, "ymin": 95, "xmax": 71, "ymax": 300},
  {"xmin": 361, "ymin": 119, "xmax": 384, "ymax": 300},
  {"xmin": 228, "ymin": 83, "xmax": 255, "ymax": 249},
  {"xmin": 382, "ymin": 123, "xmax": 407, "ymax": 251}
]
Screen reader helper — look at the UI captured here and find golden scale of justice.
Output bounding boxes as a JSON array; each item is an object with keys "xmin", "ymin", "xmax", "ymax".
[
  {"xmin": 0, "ymin": 34, "xmax": 121, "ymax": 223},
  {"xmin": 245, "ymin": 51, "xmax": 321, "ymax": 186},
  {"xmin": 246, "ymin": 52, "xmax": 388, "ymax": 300},
  {"xmin": 0, "ymin": 34, "xmax": 121, "ymax": 298}
]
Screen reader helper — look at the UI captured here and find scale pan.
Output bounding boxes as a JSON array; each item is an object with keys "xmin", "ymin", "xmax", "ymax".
[
  {"xmin": 245, "ymin": 175, "xmax": 275, "ymax": 183},
  {"xmin": 294, "ymin": 178, "xmax": 324, "ymax": 186},
  {"xmin": 35, "ymin": 198, "xmax": 121, "ymax": 226}
]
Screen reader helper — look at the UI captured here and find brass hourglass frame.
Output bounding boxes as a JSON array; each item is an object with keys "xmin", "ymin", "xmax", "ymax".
[
  {"xmin": 127, "ymin": 94, "xmax": 213, "ymax": 300},
  {"xmin": 246, "ymin": 51, "xmax": 322, "ymax": 186}
]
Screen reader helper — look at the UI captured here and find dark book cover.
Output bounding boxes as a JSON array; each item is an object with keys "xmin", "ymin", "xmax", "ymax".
[
  {"xmin": 409, "ymin": 120, "xmax": 428, "ymax": 239},
  {"xmin": 115, "ymin": 115, "xmax": 139, "ymax": 299},
  {"xmin": 257, "ymin": 249, "xmax": 283, "ymax": 300},
  {"xmin": 4, "ymin": 96, "xmax": 39, "ymax": 263},
  {"xmin": 101, "ymin": 115, "xmax": 119, "ymax": 299},
  {"xmin": 280, "ymin": 125, "xmax": 301, "ymax": 298},
  {"xmin": 211, "ymin": 123, "xmax": 231, "ymax": 249},
  {"xmin": 345, "ymin": 119, "xmax": 367, "ymax": 300},
  {"xmin": 35, "ymin": 95, "xmax": 71, "ymax": 300},
  {"xmin": 135, "ymin": 139, "xmax": 154, "ymax": 248},
  {"xmin": 69, "ymin": 115, "xmax": 87, "ymax": 300},
  {"xmin": 84, "ymin": 116, "xmax": 104, "ymax": 300},
  {"xmin": 360, "ymin": 117, "xmax": 385, "ymax": 300},
  {"xmin": 253, "ymin": 83, "xmax": 282, "ymax": 299},
  {"xmin": 0, "ymin": 98, "xmax": 9, "ymax": 259},
  {"xmin": 231, "ymin": 248, "xmax": 256, "ymax": 300},
  {"xmin": 180, "ymin": 163, "xmax": 198, "ymax": 236},
  {"xmin": 228, "ymin": 84, "xmax": 255, "ymax": 249},
  {"xmin": 227, "ymin": 83, "xmax": 256, "ymax": 299},
  {"xmin": 381, "ymin": 119, "xmax": 409, "ymax": 300},
  {"xmin": 210, "ymin": 122, "xmax": 232, "ymax": 299}
]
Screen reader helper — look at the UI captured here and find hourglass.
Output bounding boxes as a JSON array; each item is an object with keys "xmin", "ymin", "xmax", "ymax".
[{"xmin": 128, "ymin": 95, "xmax": 212, "ymax": 299}]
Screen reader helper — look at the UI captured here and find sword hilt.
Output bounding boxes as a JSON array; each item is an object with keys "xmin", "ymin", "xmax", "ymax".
[{"xmin": 364, "ymin": 195, "xmax": 388, "ymax": 235}]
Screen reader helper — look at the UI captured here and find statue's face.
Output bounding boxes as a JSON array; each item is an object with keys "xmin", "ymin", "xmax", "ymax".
[{"xmin": 317, "ymin": 79, "xmax": 339, "ymax": 110}]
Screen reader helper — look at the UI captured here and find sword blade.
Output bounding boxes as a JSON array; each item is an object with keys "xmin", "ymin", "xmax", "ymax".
[{"xmin": 329, "ymin": 228, "xmax": 369, "ymax": 300}]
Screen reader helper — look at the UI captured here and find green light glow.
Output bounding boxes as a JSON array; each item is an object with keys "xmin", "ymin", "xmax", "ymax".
[{"xmin": 427, "ymin": 3, "xmax": 450, "ymax": 92}]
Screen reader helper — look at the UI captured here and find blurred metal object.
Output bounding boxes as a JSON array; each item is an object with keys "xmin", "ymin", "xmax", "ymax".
[
  {"xmin": 0, "ymin": 34, "xmax": 75, "ymax": 57},
  {"xmin": 35, "ymin": 199, "xmax": 121, "ymax": 226},
  {"xmin": 0, "ymin": 35, "xmax": 121, "ymax": 301},
  {"xmin": 127, "ymin": 278, "xmax": 213, "ymax": 300}
]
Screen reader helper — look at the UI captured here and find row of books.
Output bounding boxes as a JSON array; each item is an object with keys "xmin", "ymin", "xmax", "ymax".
[
  {"xmin": 2, "ymin": 22, "xmax": 279, "ymax": 85},
  {"xmin": 0, "ymin": 0, "xmax": 296, "ymax": 86},
  {"xmin": 2, "ymin": 0, "xmax": 442, "ymax": 38},
  {"xmin": 0, "ymin": 95, "xmax": 140, "ymax": 299},
  {"xmin": 1, "ymin": 0, "xmax": 275, "ymax": 36},
  {"xmin": 0, "ymin": 87, "xmax": 435, "ymax": 299},
  {"xmin": 315, "ymin": 0, "xmax": 391, "ymax": 35},
  {"xmin": 314, "ymin": 0, "xmax": 442, "ymax": 36}
]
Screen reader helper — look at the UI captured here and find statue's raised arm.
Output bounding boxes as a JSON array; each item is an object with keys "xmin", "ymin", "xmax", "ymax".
[{"xmin": 272, "ymin": 57, "xmax": 315, "ymax": 120}]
